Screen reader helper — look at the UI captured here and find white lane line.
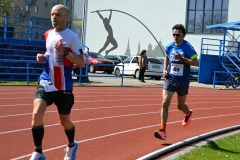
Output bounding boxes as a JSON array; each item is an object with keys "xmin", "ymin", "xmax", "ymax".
[
  {"xmin": 1, "ymin": 99, "xmax": 240, "ymax": 108},
  {"xmin": 10, "ymin": 113, "xmax": 240, "ymax": 160},
  {"xmin": 0, "ymin": 104, "xmax": 156, "ymax": 118},
  {"xmin": 0, "ymin": 92, "xmax": 34, "ymax": 95},
  {"xmin": 1, "ymin": 111, "xmax": 240, "ymax": 135},
  {"xmin": 0, "ymin": 95, "xmax": 160, "ymax": 100},
  {"xmin": 0, "ymin": 104, "xmax": 32, "ymax": 107},
  {"xmin": 11, "ymin": 123, "xmax": 164, "ymax": 160},
  {"xmin": 1, "ymin": 111, "xmax": 158, "ymax": 135},
  {"xmin": 1, "ymin": 92, "xmax": 239, "ymax": 100},
  {"xmin": 1, "ymin": 103, "xmax": 240, "ymax": 118},
  {"xmin": 0, "ymin": 97, "xmax": 33, "ymax": 100}
]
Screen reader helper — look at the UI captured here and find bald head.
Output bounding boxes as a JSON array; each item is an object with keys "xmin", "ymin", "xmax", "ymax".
[
  {"xmin": 51, "ymin": 4, "xmax": 70, "ymax": 31},
  {"xmin": 51, "ymin": 4, "xmax": 69, "ymax": 16}
]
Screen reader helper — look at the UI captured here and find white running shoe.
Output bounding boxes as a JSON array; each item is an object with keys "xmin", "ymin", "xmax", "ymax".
[
  {"xmin": 29, "ymin": 152, "xmax": 46, "ymax": 160},
  {"xmin": 64, "ymin": 142, "xmax": 79, "ymax": 160}
]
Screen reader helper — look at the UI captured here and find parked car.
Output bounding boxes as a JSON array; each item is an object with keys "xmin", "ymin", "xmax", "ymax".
[
  {"xmin": 190, "ymin": 65, "xmax": 199, "ymax": 80},
  {"xmin": 87, "ymin": 52, "xmax": 115, "ymax": 74},
  {"xmin": 114, "ymin": 56, "xmax": 163, "ymax": 80},
  {"xmin": 156, "ymin": 57, "xmax": 165, "ymax": 64},
  {"xmin": 73, "ymin": 52, "xmax": 114, "ymax": 75},
  {"xmin": 104, "ymin": 55, "xmax": 129, "ymax": 64},
  {"xmin": 157, "ymin": 57, "xmax": 199, "ymax": 80}
]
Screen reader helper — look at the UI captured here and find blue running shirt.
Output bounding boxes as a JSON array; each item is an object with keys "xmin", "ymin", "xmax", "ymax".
[{"xmin": 165, "ymin": 40, "xmax": 198, "ymax": 83}]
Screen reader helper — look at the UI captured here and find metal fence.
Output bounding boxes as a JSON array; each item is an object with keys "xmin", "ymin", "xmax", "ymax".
[
  {"xmin": 0, "ymin": 16, "xmax": 51, "ymax": 43},
  {"xmin": 0, "ymin": 59, "xmax": 127, "ymax": 87},
  {"xmin": 0, "ymin": 16, "xmax": 163, "ymax": 87}
]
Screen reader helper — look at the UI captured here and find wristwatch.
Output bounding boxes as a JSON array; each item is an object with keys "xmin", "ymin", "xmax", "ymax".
[
  {"xmin": 180, "ymin": 56, "xmax": 185, "ymax": 62},
  {"xmin": 63, "ymin": 50, "xmax": 69, "ymax": 57}
]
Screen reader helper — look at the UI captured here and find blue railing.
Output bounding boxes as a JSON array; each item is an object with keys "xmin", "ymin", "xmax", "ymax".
[
  {"xmin": 200, "ymin": 37, "xmax": 240, "ymax": 86},
  {"xmin": 200, "ymin": 38, "xmax": 222, "ymax": 55},
  {"xmin": 213, "ymin": 71, "xmax": 240, "ymax": 88},
  {"xmin": 221, "ymin": 45, "xmax": 240, "ymax": 73},
  {"xmin": 0, "ymin": 16, "xmax": 51, "ymax": 44},
  {"xmin": 0, "ymin": 59, "xmax": 125, "ymax": 86},
  {"xmin": 0, "ymin": 16, "xmax": 125, "ymax": 86},
  {"xmin": 0, "ymin": 59, "xmax": 42, "ymax": 85}
]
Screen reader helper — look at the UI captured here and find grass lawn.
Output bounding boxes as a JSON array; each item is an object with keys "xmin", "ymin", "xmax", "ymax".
[
  {"xmin": 0, "ymin": 81, "xmax": 38, "ymax": 86},
  {"xmin": 174, "ymin": 132, "xmax": 240, "ymax": 160}
]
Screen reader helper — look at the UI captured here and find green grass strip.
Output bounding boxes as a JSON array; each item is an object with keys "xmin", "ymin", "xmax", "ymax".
[
  {"xmin": 174, "ymin": 133, "xmax": 240, "ymax": 160},
  {"xmin": 0, "ymin": 81, "xmax": 87, "ymax": 87},
  {"xmin": 0, "ymin": 81, "xmax": 38, "ymax": 86}
]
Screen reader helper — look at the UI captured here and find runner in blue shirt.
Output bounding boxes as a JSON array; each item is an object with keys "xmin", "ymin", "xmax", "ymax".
[{"xmin": 154, "ymin": 24, "xmax": 198, "ymax": 140}]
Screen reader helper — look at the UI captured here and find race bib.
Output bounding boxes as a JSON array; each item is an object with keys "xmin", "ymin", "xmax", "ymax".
[
  {"xmin": 39, "ymin": 80, "xmax": 58, "ymax": 92},
  {"xmin": 170, "ymin": 63, "xmax": 184, "ymax": 76}
]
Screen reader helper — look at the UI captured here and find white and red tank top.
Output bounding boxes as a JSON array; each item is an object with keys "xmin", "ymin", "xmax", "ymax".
[{"xmin": 39, "ymin": 28, "xmax": 82, "ymax": 91}]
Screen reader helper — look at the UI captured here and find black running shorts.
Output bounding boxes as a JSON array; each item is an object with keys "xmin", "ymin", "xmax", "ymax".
[
  {"xmin": 34, "ymin": 85, "xmax": 74, "ymax": 115},
  {"xmin": 163, "ymin": 80, "xmax": 189, "ymax": 96}
]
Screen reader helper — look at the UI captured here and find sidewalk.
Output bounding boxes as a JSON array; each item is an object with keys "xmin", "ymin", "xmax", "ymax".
[{"xmin": 77, "ymin": 76, "xmax": 232, "ymax": 89}]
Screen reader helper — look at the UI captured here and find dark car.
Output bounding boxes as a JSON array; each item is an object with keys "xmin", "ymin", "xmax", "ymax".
[
  {"xmin": 73, "ymin": 52, "xmax": 114, "ymax": 75},
  {"xmin": 190, "ymin": 65, "xmax": 199, "ymax": 80},
  {"xmin": 86, "ymin": 52, "xmax": 114, "ymax": 74},
  {"xmin": 104, "ymin": 55, "xmax": 129, "ymax": 64}
]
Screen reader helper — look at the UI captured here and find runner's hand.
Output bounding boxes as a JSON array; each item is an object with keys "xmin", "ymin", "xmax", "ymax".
[
  {"xmin": 174, "ymin": 53, "xmax": 182, "ymax": 61},
  {"xmin": 36, "ymin": 53, "xmax": 46, "ymax": 63},
  {"xmin": 55, "ymin": 39, "xmax": 65, "ymax": 56},
  {"xmin": 162, "ymin": 70, "xmax": 168, "ymax": 78}
]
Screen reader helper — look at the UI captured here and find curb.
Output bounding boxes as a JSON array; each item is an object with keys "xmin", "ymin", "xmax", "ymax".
[
  {"xmin": 136, "ymin": 125, "xmax": 240, "ymax": 160},
  {"xmin": 162, "ymin": 129, "xmax": 240, "ymax": 160}
]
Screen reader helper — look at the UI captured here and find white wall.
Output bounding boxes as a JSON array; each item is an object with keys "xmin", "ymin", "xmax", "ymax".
[
  {"xmin": 85, "ymin": 0, "xmax": 239, "ymax": 57},
  {"xmin": 71, "ymin": 0, "xmax": 85, "ymax": 42},
  {"xmin": 85, "ymin": 0, "xmax": 188, "ymax": 56},
  {"xmin": 228, "ymin": 0, "xmax": 240, "ymax": 22}
]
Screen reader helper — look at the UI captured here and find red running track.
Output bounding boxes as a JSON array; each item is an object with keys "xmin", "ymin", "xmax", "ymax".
[{"xmin": 0, "ymin": 86, "xmax": 240, "ymax": 160}]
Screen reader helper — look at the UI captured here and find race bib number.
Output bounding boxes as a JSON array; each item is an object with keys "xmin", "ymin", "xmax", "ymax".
[
  {"xmin": 170, "ymin": 63, "xmax": 184, "ymax": 76},
  {"xmin": 39, "ymin": 80, "xmax": 58, "ymax": 92}
]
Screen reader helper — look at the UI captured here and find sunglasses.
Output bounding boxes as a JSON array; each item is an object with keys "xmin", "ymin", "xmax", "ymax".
[{"xmin": 172, "ymin": 33, "xmax": 182, "ymax": 37}]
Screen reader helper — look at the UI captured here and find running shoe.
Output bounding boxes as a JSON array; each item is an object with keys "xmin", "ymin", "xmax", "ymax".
[
  {"xmin": 64, "ymin": 142, "xmax": 79, "ymax": 160},
  {"xmin": 29, "ymin": 152, "xmax": 46, "ymax": 160},
  {"xmin": 182, "ymin": 110, "xmax": 193, "ymax": 127},
  {"xmin": 154, "ymin": 129, "xmax": 167, "ymax": 140}
]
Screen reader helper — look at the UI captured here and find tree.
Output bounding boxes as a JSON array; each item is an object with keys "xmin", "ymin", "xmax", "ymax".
[{"xmin": 0, "ymin": 0, "xmax": 12, "ymax": 16}]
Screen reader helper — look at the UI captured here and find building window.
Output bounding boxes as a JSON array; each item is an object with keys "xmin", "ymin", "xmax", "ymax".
[
  {"xmin": 186, "ymin": 0, "xmax": 229, "ymax": 34},
  {"xmin": 34, "ymin": 6, "xmax": 38, "ymax": 13},
  {"xmin": 26, "ymin": 5, "xmax": 29, "ymax": 11},
  {"xmin": 63, "ymin": 0, "xmax": 67, "ymax": 6},
  {"xmin": 44, "ymin": 2, "xmax": 48, "ymax": 8}
]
